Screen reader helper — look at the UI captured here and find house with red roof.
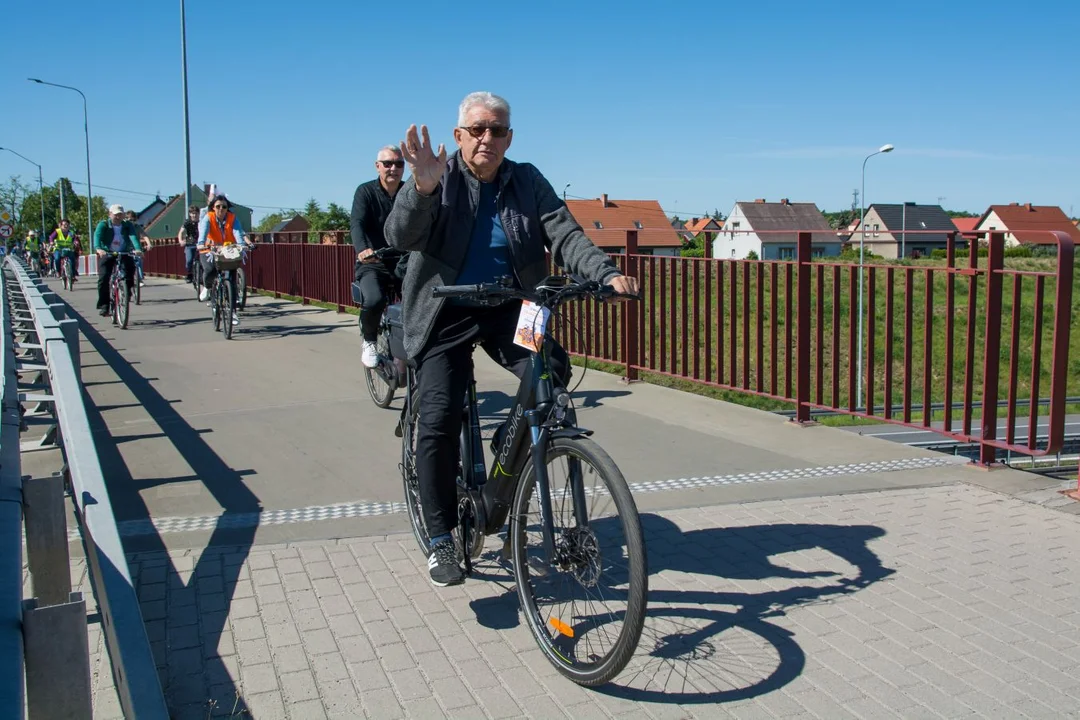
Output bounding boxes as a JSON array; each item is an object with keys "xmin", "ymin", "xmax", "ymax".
[
  {"xmin": 565, "ymin": 194, "xmax": 683, "ymax": 255},
  {"xmin": 974, "ymin": 203, "xmax": 1080, "ymax": 247}
]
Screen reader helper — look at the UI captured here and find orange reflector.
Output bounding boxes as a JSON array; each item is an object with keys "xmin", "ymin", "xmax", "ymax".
[{"xmin": 548, "ymin": 617, "xmax": 574, "ymax": 638}]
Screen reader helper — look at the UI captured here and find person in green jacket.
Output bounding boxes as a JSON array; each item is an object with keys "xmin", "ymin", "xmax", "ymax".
[{"xmin": 93, "ymin": 204, "xmax": 143, "ymax": 316}]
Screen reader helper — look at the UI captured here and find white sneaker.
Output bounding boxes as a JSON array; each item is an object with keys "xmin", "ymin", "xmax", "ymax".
[
  {"xmin": 361, "ymin": 340, "xmax": 379, "ymax": 368},
  {"xmin": 199, "ymin": 287, "xmax": 209, "ymax": 301},
  {"xmin": 232, "ymin": 312, "xmax": 240, "ymax": 325}
]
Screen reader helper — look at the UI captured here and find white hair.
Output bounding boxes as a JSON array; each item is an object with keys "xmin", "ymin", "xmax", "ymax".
[
  {"xmin": 457, "ymin": 92, "xmax": 511, "ymax": 127},
  {"xmin": 377, "ymin": 144, "xmax": 401, "ymax": 157}
]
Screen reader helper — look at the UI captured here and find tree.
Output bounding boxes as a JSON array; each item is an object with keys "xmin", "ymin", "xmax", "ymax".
[
  {"xmin": 0, "ymin": 175, "xmax": 33, "ymax": 236},
  {"xmin": 710, "ymin": 208, "xmax": 725, "ymax": 222},
  {"xmin": 944, "ymin": 210, "xmax": 978, "ymax": 218},
  {"xmin": 302, "ymin": 198, "xmax": 326, "ymax": 232},
  {"xmin": 298, "ymin": 198, "xmax": 350, "ymax": 241},
  {"xmin": 822, "ymin": 209, "xmax": 858, "ymax": 230},
  {"xmin": 255, "ymin": 212, "xmax": 287, "ymax": 232},
  {"xmin": 323, "ymin": 202, "xmax": 349, "ymax": 231}
]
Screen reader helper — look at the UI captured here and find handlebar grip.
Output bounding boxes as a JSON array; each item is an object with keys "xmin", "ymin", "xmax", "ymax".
[{"xmin": 432, "ymin": 284, "xmax": 486, "ymax": 298}]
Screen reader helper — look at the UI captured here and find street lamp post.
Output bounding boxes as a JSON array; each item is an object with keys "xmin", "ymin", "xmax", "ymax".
[
  {"xmin": 563, "ymin": 183, "xmax": 570, "ymax": 202},
  {"xmin": 181, "ymin": 0, "xmax": 193, "ymax": 213},
  {"xmin": 0, "ymin": 147, "xmax": 46, "ymax": 246},
  {"xmin": 28, "ymin": 78, "xmax": 93, "ymax": 242},
  {"xmin": 856, "ymin": 143, "xmax": 894, "ymax": 410}
]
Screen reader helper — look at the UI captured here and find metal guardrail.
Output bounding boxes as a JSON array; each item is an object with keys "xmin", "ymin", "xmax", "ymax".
[
  {"xmin": 3, "ymin": 257, "xmax": 168, "ymax": 719},
  {"xmin": 0, "ymin": 257, "xmax": 25, "ymax": 716}
]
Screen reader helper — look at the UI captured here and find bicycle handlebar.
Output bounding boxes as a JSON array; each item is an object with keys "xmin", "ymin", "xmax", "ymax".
[{"xmin": 432, "ymin": 276, "xmax": 640, "ymax": 307}]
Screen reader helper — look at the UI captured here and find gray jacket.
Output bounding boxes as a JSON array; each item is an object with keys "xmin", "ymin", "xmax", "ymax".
[{"xmin": 385, "ymin": 152, "xmax": 622, "ymax": 358}]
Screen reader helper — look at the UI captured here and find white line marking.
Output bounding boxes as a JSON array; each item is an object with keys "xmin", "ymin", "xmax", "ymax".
[{"xmin": 67, "ymin": 455, "xmax": 967, "ymax": 541}]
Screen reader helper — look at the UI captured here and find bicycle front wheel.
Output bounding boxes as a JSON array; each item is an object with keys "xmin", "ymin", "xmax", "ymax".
[
  {"xmin": 223, "ymin": 280, "xmax": 235, "ymax": 340},
  {"xmin": 212, "ymin": 281, "xmax": 222, "ymax": 333},
  {"xmin": 510, "ymin": 436, "xmax": 647, "ymax": 686},
  {"xmin": 118, "ymin": 277, "xmax": 130, "ymax": 329},
  {"xmin": 365, "ymin": 332, "xmax": 396, "ymax": 408}
]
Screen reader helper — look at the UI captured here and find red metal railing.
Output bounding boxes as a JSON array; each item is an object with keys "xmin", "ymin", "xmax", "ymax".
[
  {"xmin": 144, "ymin": 240, "xmax": 359, "ymax": 310},
  {"xmin": 144, "ymin": 229, "xmax": 1075, "ymax": 467}
]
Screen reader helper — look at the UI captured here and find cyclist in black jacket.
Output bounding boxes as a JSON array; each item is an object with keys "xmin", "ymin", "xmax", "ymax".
[
  {"xmin": 351, "ymin": 145, "xmax": 406, "ymax": 368},
  {"xmin": 177, "ymin": 205, "xmax": 201, "ymax": 283}
]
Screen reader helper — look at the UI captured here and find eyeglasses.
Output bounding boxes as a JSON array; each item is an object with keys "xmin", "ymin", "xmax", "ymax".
[
  {"xmin": 459, "ymin": 125, "xmax": 510, "ymax": 139},
  {"xmin": 378, "ymin": 160, "xmax": 405, "ymax": 168},
  {"xmin": 213, "ymin": 204, "xmax": 229, "ymax": 210}
]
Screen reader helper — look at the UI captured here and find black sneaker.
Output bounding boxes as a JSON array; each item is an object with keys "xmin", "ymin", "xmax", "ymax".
[{"xmin": 427, "ymin": 540, "xmax": 464, "ymax": 587}]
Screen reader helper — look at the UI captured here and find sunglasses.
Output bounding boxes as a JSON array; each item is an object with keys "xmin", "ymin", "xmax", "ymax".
[
  {"xmin": 378, "ymin": 160, "xmax": 405, "ymax": 168},
  {"xmin": 459, "ymin": 125, "xmax": 510, "ymax": 139},
  {"xmin": 213, "ymin": 204, "xmax": 229, "ymax": 210}
]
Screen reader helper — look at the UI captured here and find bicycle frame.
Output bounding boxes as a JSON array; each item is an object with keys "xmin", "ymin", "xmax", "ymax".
[{"xmin": 463, "ymin": 328, "xmax": 590, "ymax": 565}]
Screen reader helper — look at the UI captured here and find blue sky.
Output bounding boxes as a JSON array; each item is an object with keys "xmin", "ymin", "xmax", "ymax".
[{"xmin": 2, "ymin": 0, "xmax": 1077, "ymax": 224}]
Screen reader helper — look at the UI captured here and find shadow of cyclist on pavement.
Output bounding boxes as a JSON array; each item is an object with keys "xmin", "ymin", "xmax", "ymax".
[{"xmin": 469, "ymin": 511, "xmax": 893, "ymax": 704}]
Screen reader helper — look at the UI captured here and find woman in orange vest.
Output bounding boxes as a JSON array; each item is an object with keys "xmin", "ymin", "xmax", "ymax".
[{"xmin": 197, "ymin": 193, "xmax": 251, "ymax": 324}]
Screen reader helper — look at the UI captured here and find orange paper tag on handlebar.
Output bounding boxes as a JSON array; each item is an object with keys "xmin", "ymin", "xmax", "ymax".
[{"xmin": 513, "ymin": 300, "xmax": 550, "ymax": 352}]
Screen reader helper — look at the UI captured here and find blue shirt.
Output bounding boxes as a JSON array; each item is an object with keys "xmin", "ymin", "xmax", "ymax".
[{"xmin": 453, "ymin": 181, "xmax": 511, "ymax": 290}]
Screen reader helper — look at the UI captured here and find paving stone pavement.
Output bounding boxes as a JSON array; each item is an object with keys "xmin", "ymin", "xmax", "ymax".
[{"xmin": 75, "ymin": 481, "xmax": 1080, "ymax": 719}]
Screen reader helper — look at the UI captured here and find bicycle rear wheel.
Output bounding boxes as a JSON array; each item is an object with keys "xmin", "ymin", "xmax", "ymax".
[
  {"xmin": 510, "ymin": 436, "xmax": 647, "ymax": 686},
  {"xmin": 365, "ymin": 332, "xmax": 396, "ymax": 408},
  {"xmin": 237, "ymin": 266, "xmax": 248, "ymax": 310}
]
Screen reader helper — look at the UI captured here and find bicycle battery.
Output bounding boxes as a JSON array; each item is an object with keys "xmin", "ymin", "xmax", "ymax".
[{"xmin": 385, "ymin": 304, "xmax": 407, "ymax": 361}]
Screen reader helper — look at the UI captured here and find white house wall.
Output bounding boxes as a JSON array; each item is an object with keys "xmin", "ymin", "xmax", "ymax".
[
  {"xmin": 976, "ymin": 210, "xmax": 1020, "ymax": 247},
  {"xmin": 712, "ymin": 203, "xmax": 762, "ymax": 259}
]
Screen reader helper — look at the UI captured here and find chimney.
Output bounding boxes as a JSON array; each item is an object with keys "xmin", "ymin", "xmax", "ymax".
[
  {"xmin": 780, "ymin": 198, "xmax": 789, "ymax": 205},
  {"xmin": 1024, "ymin": 202, "xmax": 1033, "ymax": 211},
  {"xmin": 754, "ymin": 198, "xmax": 766, "ymax": 204},
  {"xmin": 691, "ymin": 217, "xmax": 700, "ymax": 225},
  {"xmin": 203, "ymin": 183, "xmax": 211, "ymax": 195},
  {"xmin": 1009, "ymin": 202, "xmax": 1019, "ymax": 206},
  {"xmin": 600, "ymin": 193, "xmax": 608, "ymax": 208}
]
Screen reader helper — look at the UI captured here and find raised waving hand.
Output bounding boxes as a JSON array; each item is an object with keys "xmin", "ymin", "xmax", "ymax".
[{"xmin": 401, "ymin": 124, "xmax": 446, "ymax": 196}]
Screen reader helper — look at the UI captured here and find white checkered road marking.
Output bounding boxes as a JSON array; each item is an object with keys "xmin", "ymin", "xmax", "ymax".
[{"xmin": 68, "ymin": 455, "xmax": 964, "ymax": 541}]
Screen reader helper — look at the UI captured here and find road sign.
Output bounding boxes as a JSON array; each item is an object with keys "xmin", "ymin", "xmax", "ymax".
[
  {"xmin": 0, "ymin": 211, "xmax": 10, "ymax": 223},
  {"xmin": 0, "ymin": 224, "xmax": 12, "ymax": 239}
]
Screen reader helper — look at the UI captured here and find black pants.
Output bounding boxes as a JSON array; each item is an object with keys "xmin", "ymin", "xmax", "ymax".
[
  {"xmin": 355, "ymin": 263, "xmax": 396, "ymax": 341},
  {"xmin": 415, "ymin": 301, "xmax": 570, "ymax": 539},
  {"xmin": 201, "ymin": 254, "xmax": 237, "ymax": 306},
  {"xmin": 97, "ymin": 255, "xmax": 136, "ymax": 309}
]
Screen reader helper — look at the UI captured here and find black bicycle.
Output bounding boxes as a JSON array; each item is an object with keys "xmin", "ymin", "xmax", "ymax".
[
  {"xmin": 400, "ymin": 275, "xmax": 647, "ymax": 686},
  {"xmin": 106, "ymin": 251, "xmax": 136, "ymax": 329},
  {"xmin": 352, "ymin": 247, "xmax": 404, "ymax": 408},
  {"xmin": 208, "ymin": 245, "xmax": 245, "ymax": 340}
]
